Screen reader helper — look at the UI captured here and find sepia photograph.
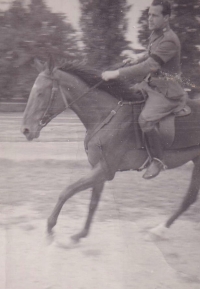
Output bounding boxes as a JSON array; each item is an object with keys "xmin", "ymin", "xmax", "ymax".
[{"xmin": 0, "ymin": 0, "xmax": 200, "ymax": 288}]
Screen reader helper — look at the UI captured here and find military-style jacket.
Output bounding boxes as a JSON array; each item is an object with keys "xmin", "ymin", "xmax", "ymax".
[{"xmin": 119, "ymin": 26, "xmax": 185, "ymax": 100}]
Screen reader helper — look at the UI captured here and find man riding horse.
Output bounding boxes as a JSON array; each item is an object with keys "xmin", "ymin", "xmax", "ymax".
[{"xmin": 102, "ymin": 0, "xmax": 186, "ymax": 179}]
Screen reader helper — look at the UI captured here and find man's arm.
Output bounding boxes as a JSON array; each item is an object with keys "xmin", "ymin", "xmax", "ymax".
[
  {"xmin": 102, "ymin": 40, "xmax": 178, "ymax": 81},
  {"xmin": 119, "ymin": 40, "xmax": 178, "ymax": 81},
  {"xmin": 123, "ymin": 52, "xmax": 148, "ymax": 65},
  {"xmin": 102, "ymin": 57, "xmax": 160, "ymax": 82},
  {"xmin": 119, "ymin": 57, "xmax": 161, "ymax": 81}
]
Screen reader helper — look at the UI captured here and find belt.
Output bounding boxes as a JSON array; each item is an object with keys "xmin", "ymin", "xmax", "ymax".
[
  {"xmin": 159, "ymin": 72, "xmax": 182, "ymax": 82},
  {"xmin": 144, "ymin": 72, "xmax": 182, "ymax": 84}
]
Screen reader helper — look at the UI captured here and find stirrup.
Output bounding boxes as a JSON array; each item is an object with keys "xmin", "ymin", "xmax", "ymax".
[
  {"xmin": 137, "ymin": 156, "xmax": 151, "ymax": 171},
  {"xmin": 153, "ymin": 158, "xmax": 167, "ymax": 170},
  {"xmin": 143, "ymin": 157, "xmax": 167, "ymax": 179}
]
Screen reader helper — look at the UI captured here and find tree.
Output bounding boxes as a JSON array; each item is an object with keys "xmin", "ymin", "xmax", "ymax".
[
  {"xmin": 0, "ymin": 0, "xmax": 80, "ymax": 100},
  {"xmin": 80, "ymin": 0, "xmax": 131, "ymax": 69},
  {"xmin": 138, "ymin": 1, "xmax": 200, "ymax": 92}
]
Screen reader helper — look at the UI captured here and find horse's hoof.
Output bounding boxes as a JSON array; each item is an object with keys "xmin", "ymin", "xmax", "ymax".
[
  {"xmin": 47, "ymin": 226, "xmax": 54, "ymax": 235},
  {"xmin": 47, "ymin": 219, "xmax": 56, "ymax": 234},
  {"xmin": 149, "ymin": 223, "xmax": 169, "ymax": 240},
  {"xmin": 71, "ymin": 230, "xmax": 87, "ymax": 243},
  {"xmin": 46, "ymin": 230, "xmax": 55, "ymax": 245},
  {"xmin": 71, "ymin": 234, "xmax": 81, "ymax": 243},
  {"xmin": 47, "ymin": 225, "xmax": 53, "ymax": 235}
]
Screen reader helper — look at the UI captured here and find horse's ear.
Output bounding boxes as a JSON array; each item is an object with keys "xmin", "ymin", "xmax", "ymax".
[
  {"xmin": 33, "ymin": 58, "xmax": 44, "ymax": 72},
  {"xmin": 45, "ymin": 55, "xmax": 55, "ymax": 74}
]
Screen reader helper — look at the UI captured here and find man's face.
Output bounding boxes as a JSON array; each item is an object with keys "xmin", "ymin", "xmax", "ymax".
[{"xmin": 148, "ymin": 5, "xmax": 168, "ymax": 31}]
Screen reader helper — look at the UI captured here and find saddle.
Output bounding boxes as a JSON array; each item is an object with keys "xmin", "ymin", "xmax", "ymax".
[
  {"xmin": 84, "ymin": 95, "xmax": 200, "ymax": 156},
  {"xmin": 131, "ymin": 97, "xmax": 200, "ymax": 150}
]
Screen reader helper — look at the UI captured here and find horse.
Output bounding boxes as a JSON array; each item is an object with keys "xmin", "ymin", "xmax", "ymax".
[{"xmin": 21, "ymin": 59, "xmax": 200, "ymax": 242}]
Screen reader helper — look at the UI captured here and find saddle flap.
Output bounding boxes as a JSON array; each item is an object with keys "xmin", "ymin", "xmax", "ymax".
[
  {"xmin": 159, "ymin": 114, "xmax": 175, "ymax": 148},
  {"xmin": 159, "ymin": 105, "xmax": 191, "ymax": 148}
]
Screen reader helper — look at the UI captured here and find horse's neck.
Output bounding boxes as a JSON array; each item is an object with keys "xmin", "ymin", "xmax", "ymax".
[{"xmin": 58, "ymin": 70, "xmax": 118, "ymax": 130}]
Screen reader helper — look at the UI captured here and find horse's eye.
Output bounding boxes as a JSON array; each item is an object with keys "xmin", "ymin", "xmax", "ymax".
[{"xmin": 37, "ymin": 93, "xmax": 42, "ymax": 98}]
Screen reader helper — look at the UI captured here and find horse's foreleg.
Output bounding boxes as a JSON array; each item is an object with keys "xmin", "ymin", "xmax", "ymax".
[
  {"xmin": 71, "ymin": 182, "xmax": 104, "ymax": 242},
  {"xmin": 47, "ymin": 163, "xmax": 106, "ymax": 234},
  {"xmin": 166, "ymin": 157, "xmax": 200, "ymax": 228}
]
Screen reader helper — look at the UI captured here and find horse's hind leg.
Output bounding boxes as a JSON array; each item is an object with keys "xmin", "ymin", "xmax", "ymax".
[
  {"xmin": 165, "ymin": 156, "xmax": 200, "ymax": 228},
  {"xmin": 71, "ymin": 182, "xmax": 104, "ymax": 242},
  {"xmin": 47, "ymin": 163, "xmax": 106, "ymax": 235}
]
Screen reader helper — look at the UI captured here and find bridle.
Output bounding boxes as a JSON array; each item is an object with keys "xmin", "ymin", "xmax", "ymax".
[
  {"xmin": 39, "ymin": 77, "xmax": 67, "ymax": 127},
  {"xmin": 39, "ymin": 70, "xmax": 104, "ymax": 127},
  {"xmin": 39, "ymin": 62, "xmax": 132, "ymax": 127}
]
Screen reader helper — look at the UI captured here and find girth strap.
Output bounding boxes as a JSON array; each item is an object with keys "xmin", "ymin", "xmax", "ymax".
[
  {"xmin": 84, "ymin": 99, "xmax": 145, "ymax": 151},
  {"xmin": 85, "ymin": 103, "xmax": 122, "ymax": 150}
]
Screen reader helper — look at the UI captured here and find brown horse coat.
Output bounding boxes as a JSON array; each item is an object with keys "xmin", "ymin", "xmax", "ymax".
[{"xmin": 85, "ymin": 97, "xmax": 200, "ymax": 180}]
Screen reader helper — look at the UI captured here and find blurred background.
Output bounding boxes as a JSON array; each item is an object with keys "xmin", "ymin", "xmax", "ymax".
[{"xmin": 0, "ymin": 0, "xmax": 200, "ymax": 111}]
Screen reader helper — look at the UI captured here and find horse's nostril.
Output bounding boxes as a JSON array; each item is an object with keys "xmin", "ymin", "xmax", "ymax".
[{"xmin": 23, "ymin": 128, "xmax": 30, "ymax": 135}]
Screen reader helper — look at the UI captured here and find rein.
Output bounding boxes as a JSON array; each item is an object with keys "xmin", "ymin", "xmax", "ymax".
[
  {"xmin": 39, "ymin": 63, "xmax": 144, "ymax": 127},
  {"xmin": 40, "ymin": 62, "xmax": 130, "ymax": 127}
]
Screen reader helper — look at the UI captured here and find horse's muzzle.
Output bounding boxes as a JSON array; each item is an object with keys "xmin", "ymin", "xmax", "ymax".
[
  {"xmin": 22, "ymin": 127, "xmax": 30, "ymax": 136},
  {"xmin": 21, "ymin": 126, "xmax": 35, "ymax": 141}
]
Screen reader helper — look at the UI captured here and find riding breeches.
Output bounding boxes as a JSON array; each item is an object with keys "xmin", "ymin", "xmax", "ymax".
[{"xmin": 138, "ymin": 83, "xmax": 187, "ymax": 133}]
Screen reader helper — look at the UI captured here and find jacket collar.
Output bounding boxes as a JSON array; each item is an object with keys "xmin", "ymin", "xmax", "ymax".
[{"xmin": 150, "ymin": 25, "xmax": 170, "ymax": 42}]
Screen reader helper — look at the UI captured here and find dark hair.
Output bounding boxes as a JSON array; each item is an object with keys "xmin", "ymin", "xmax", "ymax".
[{"xmin": 151, "ymin": 0, "xmax": 171, "ymax": 16}]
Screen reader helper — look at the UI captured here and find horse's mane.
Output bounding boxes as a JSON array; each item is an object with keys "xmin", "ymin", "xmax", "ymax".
[{"xmin": 59, "ymin": 61, "xmax": 134, "ymax": 100}]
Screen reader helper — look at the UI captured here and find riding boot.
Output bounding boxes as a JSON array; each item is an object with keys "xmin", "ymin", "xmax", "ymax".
[{"xmin": 143, "ymin": 128, "xmax": 166, "ymax": 179}]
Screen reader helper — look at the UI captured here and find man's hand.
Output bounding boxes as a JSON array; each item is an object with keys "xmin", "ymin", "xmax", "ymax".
[
  {"xmin": 123, "ymin": 58, "xmax": 136, "ymax": 65},
  {"xmin": 102, "ymin": 70, "xmax": 119, "ymax": 81},
  {"xmin": 123, "ymin": 58, "xmax": 137, "ymax": 65}
]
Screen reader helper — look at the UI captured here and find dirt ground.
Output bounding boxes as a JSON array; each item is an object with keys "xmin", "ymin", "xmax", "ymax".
[{"xmin": 0, "ymin": 112, "xmax": 200, "ymax": 289}]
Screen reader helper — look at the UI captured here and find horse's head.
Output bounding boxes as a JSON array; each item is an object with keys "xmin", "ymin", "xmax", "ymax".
[
  {"xmin": 21, "ymin": 59, "xmax": 66, "ymax": 141},
  {"xmin": 21, "ymin": 58, "xmax": 138, "ymax": 141}
]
